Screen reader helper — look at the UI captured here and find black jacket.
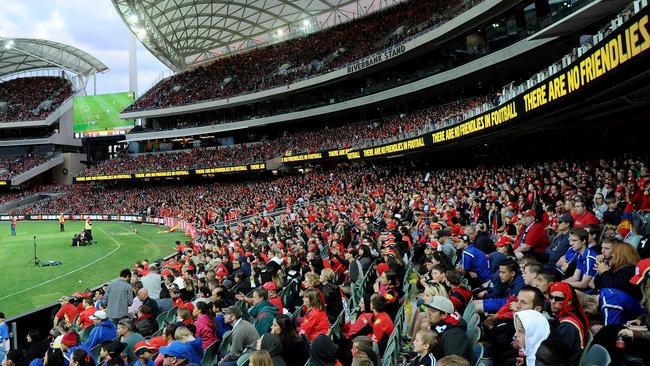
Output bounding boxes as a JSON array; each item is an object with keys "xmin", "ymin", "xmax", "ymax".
[{"xmin": 432, "ymin": 316, "xmax": 474, "ymax": 365}]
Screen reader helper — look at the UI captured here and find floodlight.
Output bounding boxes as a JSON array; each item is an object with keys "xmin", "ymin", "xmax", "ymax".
[
  {"xmin": 4, "ymin": 40, "xmax": 14, "ymax": 49},
  {"xmin": 128, "ymin": 14, "xmax": 138, "ymax": 24}
]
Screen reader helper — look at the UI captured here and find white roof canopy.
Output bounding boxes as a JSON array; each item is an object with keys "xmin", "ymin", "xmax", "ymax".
[
  {"xmin": 112, "ymin": 0, "xmax": 392, "ymax": 72},
  {"xmin": 0, "ymin": 38, "xmax": 108, "ymax": 79}
]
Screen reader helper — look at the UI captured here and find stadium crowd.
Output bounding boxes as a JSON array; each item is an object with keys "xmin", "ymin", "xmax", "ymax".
[
  {"xmin": 3, "ymin": 155, "xmax": 650, "ymax": 365},
  {"xmin": 81, "ymin": 95, "xmax": 488, "ymax": 176},
  {"xmin": 0, "ymin": 77, "xmax": 73, "ymax": 122},
  {"xmin": 0, "ymin": 154, "xmax": 52, "ymax": 179},
  {"xmin": 124, "ymin": 0, "xmax": 473, "ymax": 112}
]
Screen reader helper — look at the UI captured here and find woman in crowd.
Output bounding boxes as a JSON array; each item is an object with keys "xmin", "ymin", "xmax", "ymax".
[
  {"xmin": 134, "ymin": 305, "xmax": 158, "ymax": 338},
  {"xmin": 193, "ymin": 301, "xmax": 217, "ymax": 349},
  {"xmin": 249, "ymin": 350, "xmax": 273, "ymax": 366},
  {"xmin": 271, "ymin": 315, "xmax": 310, "ymax": 366},
  {"xmin": 320, "ymin": 269, "xmax": 343, "ymax": 323},
  {"xmin": 299, "ymin": 289, "xmax": 330, "ymax": 342},
  {"xmin": 256, "ymin": 334, "xmax": 286, "ymax": 366}
]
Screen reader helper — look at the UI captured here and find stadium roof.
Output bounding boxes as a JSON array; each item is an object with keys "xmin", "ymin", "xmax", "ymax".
[
  {"xmin": 0, "ymin": 38, "xmax": 108, "ymax": 79},
  {"xmin": 112, "ymin": 0, "xmax": 383, "ymax": 72}
]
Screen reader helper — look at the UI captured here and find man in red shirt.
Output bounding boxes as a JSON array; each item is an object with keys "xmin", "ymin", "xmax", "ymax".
[
  {"xmin": 572, "ymin": 201, "xmax": 600, "ymax": 228},
  {"xmin": 76, "ymin": 297, "xmax": 97, "ymax": 330},
  {"xmin": 53, "ymin": 296, "xmax": 78, "ymax": 329},
  {"xmin": 513, "ymin": 210, "xmax": 549, "ymax": 262}
]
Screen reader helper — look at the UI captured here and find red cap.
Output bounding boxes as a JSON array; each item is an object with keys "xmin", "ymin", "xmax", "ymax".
[
  {"xmin": 61, "ymin": 331, "xmax": 79, "ymax": 347},
  {"xmin": 426, "ymin": 240, "xmax": 440, "ymax": 251},
  {"xmin": 162, "ymin": 269, "xmax": 172, "ymax": 277},
  {"xmin": 387, "ymin": 221, "xmax": 397, "ymax": 230},
  {"xmin": 179, "ymin": 302, "xmax": 194, "ymax": 312},
  {"xmin": 263, "ymin": 282, "xmax": 277, "ymax": 291},
  {"xmin": 615, "ymin": 185, "xmax": 625, "ymax": 192},
  {"xmin": 630, "ymin": 258, "xmax": 650, "ymax": 285},
  {"xmin": 376, "ymin": 263, "xmax": 390, "ymax": 276},
  {"xmin": 522, "ymin": 209, "xmax": 536, "ymax": 218},
  {"xmin": 495, "ymin": 236, "xmax": 514, "ymax": 247}
]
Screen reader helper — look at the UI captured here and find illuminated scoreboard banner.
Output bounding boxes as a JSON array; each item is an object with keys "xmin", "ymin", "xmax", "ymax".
[
  {"xmin": 0, "ymin": 180, "xmax": 9, "ymax": 186},
  {"xmin": 281, "ymin": 148, "xmax": 352, "ymax": 163},
  {"xmin": 347, "ymin": 9, "xmax": 650, "ymax": 160},
  {"xmin": 75, "ymin": 163, "xmax": 267, "ymax": 182}
]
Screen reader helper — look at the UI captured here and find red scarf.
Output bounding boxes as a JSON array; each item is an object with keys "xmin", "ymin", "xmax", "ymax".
[{"xmin": 549, "ymin": 282, "xmax": 589, "ymax": 348}]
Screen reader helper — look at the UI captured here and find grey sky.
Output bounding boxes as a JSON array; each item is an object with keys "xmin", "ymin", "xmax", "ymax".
[{"xmin": 0, "ymin": 0, "xmax": 170, "ymax": 96}]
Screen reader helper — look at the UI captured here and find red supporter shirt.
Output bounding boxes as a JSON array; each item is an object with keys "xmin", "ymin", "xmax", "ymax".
[
  {"xmin": 514, "ymin": 223, "xmax": 549, "ymax": 254},
  {"xmin": 573, "ymin": 211, "xmax": 600, "ymax": 228},
  {"xmin": 299, "ymin": 308, "xmax": 330, "ymax": 341},
  {"xmin": 269, "ymin": 295, "xmax": 284, "ymax": 315},
  {"xmin": 370, "ymin": 312, "xmax": 394, "ymax": 344},
  {"xmin": 77, "ymin": 306, "xmax": 96, "ymax": 330},
  {"xmin": 56, "ymin": 303, "xmax": 78, "ymax": 323}
]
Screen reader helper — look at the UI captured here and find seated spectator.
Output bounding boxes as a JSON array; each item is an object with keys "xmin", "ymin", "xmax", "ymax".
[
  {"xmin": 116, "ymin": 319, "xmax": 144, "ymax": 365},
  {"xmin": 192, "ymin": 301, "xmax": 217, "ymax": 349},
  {"xmin": 410, "ymin": 329, "xmax": 437, "ymax": 366},
  {"xmin": 309, "ymin": 335, "xmax": 341, "ymax": 366},
  {"xmin": 454, "ymin": 234, "xmax": 491, "ymax": 287},
  {"xmin": 255, "ymin": 334, "xmax": 286, "ymax": 366},
  {"xmin": 133, "ymin": 341, "xmax": 157, "ymax": 366},
  {"xmin": 548, "ymin": 282, "xmax": 589, "ymax": 366},
  {"xmin": 513, "ymin": 310, "xmax": 550, "ymax": 366},
  {"xmin": 158, "ymin": 342, "xmax": 191, "ymax": 366},
  {"xmin": 298, "ymin": 289, "xmax": 330, "ymax": 342},
  {"xmin": 248, "ymin": 288, "xmax": 279, "ymax": 336},
  {"xmin": 218, "ymin": 306, "xmax": 259, "ymax": 366},
  {"xmin": 513, "ymin": 210, "xmax": 550, "ymax": 262},
  {"xmin": 475, "ymin": 259, "xmax": 524, "ymax": 315},
  {"xmin": 270, "ymin": 315, "xmax": 310, "ymax": 366},
  {"xmin": 82, "ymin": 311, "xmax": 116, "ymax": 351},
  {"xmin": 25, "ymin": 329, "xmax": 49, "ymax": 363},
  {"xmin": 422, "ymin": 296, "xmax": 473, "ymax": 363},
  {"xmin": 369, "ymin": 294, "xmax": 394, "ymax": 354},
  {"xmin": 173, "ymin": 327, "xmax": 203, "ymax": 364},
  {"xmin": 562, "ymin": 229, "xmax": 597, "ymax": 291},
  {"xmin": 134, "ymin": 305, "xmax": 158, "ymax": 338}
]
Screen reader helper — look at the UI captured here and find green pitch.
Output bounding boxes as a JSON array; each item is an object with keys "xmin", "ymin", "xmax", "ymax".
[
  {"xmin": 0, "ymin": 221, "xmax": 188, "ymax": 317},
  {"xmin": 73, "ymin": 92, "xmax": 135, "ymax": 133}
]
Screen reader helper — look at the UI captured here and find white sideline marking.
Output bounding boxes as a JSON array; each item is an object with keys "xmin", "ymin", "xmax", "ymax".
[{"xmin": 0, "ymin": 227, "xmax": 121, "ymax": 300}]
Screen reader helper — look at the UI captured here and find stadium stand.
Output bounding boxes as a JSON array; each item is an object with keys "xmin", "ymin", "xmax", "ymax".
[
  {"xmin": 124, "ymin": 0, "xmax": 475, "ymax": 112},
  {"xmin": 3, "ymin": 3, "xmax": 650, "ymax": 366},
  {"xmin": 0, "ymin": 154, "xmax": 52, "ymax": 179},
  {"xmin": 0, "ymin": 77, "xmax": 73, "ymax": 122}
]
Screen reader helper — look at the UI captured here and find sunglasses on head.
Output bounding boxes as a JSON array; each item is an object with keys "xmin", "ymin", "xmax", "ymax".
[{"xmin": 550, "ymin": 295, "xmax": 566, "ymax": 302}]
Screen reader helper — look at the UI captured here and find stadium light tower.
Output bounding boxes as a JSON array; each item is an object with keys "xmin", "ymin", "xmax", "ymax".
[{"xmin": 129, "ymin": 30, "xmax": 138, "ymax": 96}]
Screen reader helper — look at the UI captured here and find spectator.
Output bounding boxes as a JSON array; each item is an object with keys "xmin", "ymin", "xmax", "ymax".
[
  {"xmin": 192, "ymin": 301, "xmax": 217, "ymax": 349},
  {"xmin": 270, "ymin": 315, "xmax": 309, "ymax": 366},
  {"xmin": 298, "ymin": 289, "xmax": 330, "ymax": 342},
  {"xmin": 133, "ymin": 341, "xmax": 157, "ymax": 366},
  {"xmin": 53, "ymin": 296, "xmax": 78, "ymax": 330},
  {"xmin": 134, "ymin": 305, "xmax": 158, "ymax": 338},
  {"xmin": 136, "ymin": 289, "xmax": 160, "ymax": 317},
  {"xmin": 422, "ymin": 296, "xmax": 473, "ymax": 363},
  {"xmin": 158, "ymin": 342, "xmax": 190, "ymax": 366},
  {"xmin": 116, "ymin": 319, "xmax": 145, "ymax": 365},
  {"xmin": 105, "ymin": 269, "xmax": 134, "ymax": 322},
  {"xmin": 255, "ymin": 334, "xmax": 286, "ymax": 366},
  {"xmin": 218, "ymin": 306, "xmax": 259, "ymax": 366},
  {"xmin": 513, "ymin": 310, "xmax": 550, "ymax": 366},
  {"xmin": 82, "ymin": 311, "xmax": 116, "ymax": 351},
  {"xmin": 308, "ymin": 335, "xmax": 340, "ymax": 366},
  {"xmin": 173, "ymin": 327, "xmax": 203, "ymax": 364}
]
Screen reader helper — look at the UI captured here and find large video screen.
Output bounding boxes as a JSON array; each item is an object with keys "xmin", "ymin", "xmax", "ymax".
[{"xmin": 73, "ymin": 92, "xmax": 135, "ymax": 137}]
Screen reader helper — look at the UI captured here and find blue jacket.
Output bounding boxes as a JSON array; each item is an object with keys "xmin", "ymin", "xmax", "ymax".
[
  {"xmin": 82, "ymin": 320, "xmax": 117, "ymax": 350},
  {"xmin": 485, "ymin": 273, "xmax": 525, "ymax": 299},
  {"xmin": 185, "ymin": 337, "xmax": 204, "ymax": 364}
]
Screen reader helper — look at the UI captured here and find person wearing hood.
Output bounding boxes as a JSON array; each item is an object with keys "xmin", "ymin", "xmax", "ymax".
[
  {"xmin": 548, "ymin": 282, "xmax": 589, "ymax": 366},
  {"xmin": 249, "ymin": 288, "xmax": 280, "ymax": 335},
  {"xmin": 513, "ymin": 310, "xmax": 550, "ymax": 366},
  {"xmin": 423, "ymin": 296, "xmax": 473, "ymax": 364},
  {"xmin": 351, "ymin": 336, "xmax": 379, "ymax": 366},
  {"xmin": 309, "ymin": 335, "xmax": 341, "ymax": 366},
  {"xmin": 81, "ymin": 311, "xmax": 117, "ymax": 351},
  {"xmin": 256, "ymin": 334, "xmax": 286, "ymax": 366}
]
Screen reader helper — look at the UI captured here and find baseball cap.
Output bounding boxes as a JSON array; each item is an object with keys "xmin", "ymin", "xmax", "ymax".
[
  {"xmin": 223, "ymin": 306, "xmax": 243, "ymax": 318},
  {"xmin": 630, "ymin": 258, "xmax": 650, "ymax": 285},
  {"xmin": 61, "ymin": 331, "xmax": 80, "ymax": 347},
  {"xmin": 58, "ymin": 296, "xmax": 72, "ymax": 302},
  {"xmin": 159, "ymin": 341, "xmax": 189, "ymax": 359},
  {"xmin": 89, "ymin": 310, "xmax": 107, "ymax": 320},
  {"xmin": 133, "ymin": 341, "xmax": 156, "ymax": 357},
  {"xmin": 422, "ymin": 296, "xmax": 454, "ymax": 314},
  {"xmin": 558, "ymin": 213, "xmax": 574, "ymax": 226},
  {"xmin": 262, "ymin": 282, "xmax": 277, "ymax": 291},
  {"xmin": 522, "ymin": 209, "xmax": 536, "ymax": 218},
  {"xmin": 615, "ymin": 185, "xmax": 625, "ymax": 192},
  {"xmin": 495, "ymin": 236, "xmax": 514, "ymax": 247}
]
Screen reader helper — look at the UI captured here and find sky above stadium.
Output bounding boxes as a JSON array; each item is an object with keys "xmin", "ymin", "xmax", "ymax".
[{"xmin": 0, "ymin": 0, "xmax": 170, "ymax": 96}]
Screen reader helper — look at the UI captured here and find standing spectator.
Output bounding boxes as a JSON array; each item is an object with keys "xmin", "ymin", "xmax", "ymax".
[
  {"xmin": 0, "ymin": 313, "xmax": 9, "ymax": 362},
  {"xmin": 140, "ymin": 266, "xmax": 162, "ymax": 300},
  {"xmin": 104, "ymin": 269, "xmax": 133, "ymax": 322},
  {"xmin": 218, "ymin": 306, "xmax": 259, "ymax": 366},
  {"xmin": 10, "ymin": 217, "xmax": 16, "ymax": 237}
]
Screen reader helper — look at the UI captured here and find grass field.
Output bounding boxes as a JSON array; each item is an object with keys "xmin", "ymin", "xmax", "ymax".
[
  {"xmin": 73, "ymin": 92, "xmax": 135, "ymax": 134},
  {"xmin": 0, "ymin": 221, "xmax": 188, "ymax": 317}
]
